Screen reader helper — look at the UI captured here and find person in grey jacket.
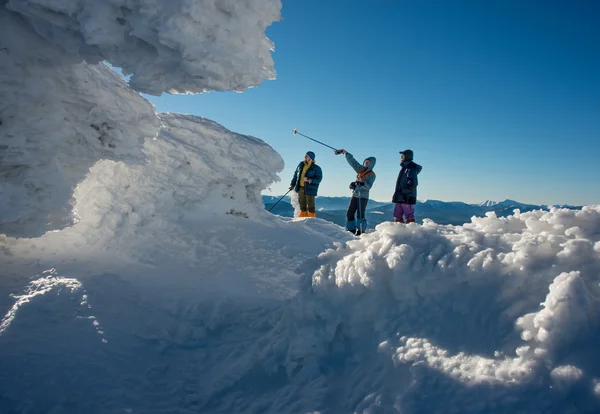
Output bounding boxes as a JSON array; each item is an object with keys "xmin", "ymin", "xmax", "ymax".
[
  {"xmin": 335, "ymin": 149, "xmax": 376, "ymax": 235},
  {"xmin": 392, "ymin": 149, "xmax": 422, "ymax": 223}
]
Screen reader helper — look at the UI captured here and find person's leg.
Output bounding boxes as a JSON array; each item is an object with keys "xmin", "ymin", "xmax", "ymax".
[
  {"xmin": 356, "ymin": 198, "xmax": 369, "ymax": 235},
  {"xmin": 307, "ymin": 195, "xmax": 316, "ymax": 217},
  {"xmin": 345, "ymin": 197, "xmax": 358, "ymax": 233},
  {"xmin": 298, "ymin": 190, "xmax": 308, "ymax": 217},
  {"xmin": 403, "ymin": 204, "xmax": 416, "ymax": 223},
  {"xmin": 361, "ymin": 198, "xmax": 368, "ymax": 217},
  {"xmin": 393, "ymin": 203, "xmax": 405, "ymax": 223}
]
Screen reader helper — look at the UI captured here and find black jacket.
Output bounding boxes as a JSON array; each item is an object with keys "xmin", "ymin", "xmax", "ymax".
[
  {"xmin": 392, "ymin": 161, "xmax": 422, "ymax": 204},
  {"xmin": 290, "ymin": 161, "xmax": 323, "ymax": 196}
]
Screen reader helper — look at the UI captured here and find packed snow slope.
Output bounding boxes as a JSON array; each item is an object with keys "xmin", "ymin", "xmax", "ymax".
[
  {"xmin": 3, "ymin": 180, "xmax": 600, "ymax": 412},
  {"xmin": 2, "ymin": 1, "xmax": 600, "ymax": 413}
]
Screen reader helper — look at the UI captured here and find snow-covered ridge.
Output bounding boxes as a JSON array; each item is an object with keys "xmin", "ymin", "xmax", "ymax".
[{"xmin": 422, "ymin": 198, "xmax": 539, "ymax": 210}]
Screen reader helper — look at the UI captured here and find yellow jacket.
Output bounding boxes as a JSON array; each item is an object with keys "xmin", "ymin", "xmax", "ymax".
[{"xmin": 299, "ymin": 161, "xmax": 312, "ymax": 187}]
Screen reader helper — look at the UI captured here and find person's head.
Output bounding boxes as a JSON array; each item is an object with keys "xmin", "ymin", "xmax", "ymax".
[
  {"xmin": 363, "ymin": 157, "xmax": 376, "ymax": 170},
  {"xmin": 400, "ymin": 149, "xmax": 414, "ymax": 162},
  {"xmin": 305, "ymin": 151, "xmax": 315, "ymax": 163}
]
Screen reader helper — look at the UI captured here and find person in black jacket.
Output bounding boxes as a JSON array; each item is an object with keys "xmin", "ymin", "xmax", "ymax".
[
  {"xmin": 289, "ymin": 151, "xmax": 323, "ymax": 218},
  {"xmin": 391, "ymin": 149, "xmax": 422, "ymax": 223}
]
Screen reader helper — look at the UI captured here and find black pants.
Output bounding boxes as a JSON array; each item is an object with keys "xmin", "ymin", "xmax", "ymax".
[{"xmin": 347, "ymin": 197, "xmax": 368, "ymax": 222}]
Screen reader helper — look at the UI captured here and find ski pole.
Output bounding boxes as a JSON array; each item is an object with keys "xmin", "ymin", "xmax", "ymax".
[
  {"xmin": 357, "ymin": 186, "xmax": 362, "ymax": 234},
  {"xmin": 303, "ymin": 182, "xmax": 307, "ymax": 216},
  {"xmin": 293, "ymin": 129, "xmax": 339, "ymax": 151},
  {"xmin": 267, "ymin": 188, "xmax": 293, "ymax": 212}
]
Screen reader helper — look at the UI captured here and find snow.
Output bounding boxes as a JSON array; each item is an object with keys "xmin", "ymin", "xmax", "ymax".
[
  {"xmin": 4, "ymin": 0, "xmax": 281, "ymax": 94},
  {"xmin": 2, "ymin": 1, "xmax": 600, "ymax": 413},
  {"xmin": 1, "ymin": 0, "xmax": 280, "ymax": 237},
  {"xmin": 480, "ymin": 200, "xmax": 498, "ymax": 207},
  {"xmin": 0, "ymin": 31, "xmax": 160, "ymax": 237},
  {"xmin": 4, "ymin": 181, "xmax": 600, "ymax": 413}
]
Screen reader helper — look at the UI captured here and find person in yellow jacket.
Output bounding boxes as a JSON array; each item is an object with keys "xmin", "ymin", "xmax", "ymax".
[{"xmin": 289, "ymin": 151, "xmax": 323, "ymax": 218}]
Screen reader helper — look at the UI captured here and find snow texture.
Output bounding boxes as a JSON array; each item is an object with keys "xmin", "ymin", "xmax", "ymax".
[
  {"xmin": 4, "ymin": 0, "xmax": 281, "ymax": 94},
  {"xmin": 0, "ymin": 12, "xmax": 160, "ymax": 236},
  {"xmin": 3, "ymin": 194, "xmax": 600, "ymax": 413},
  {"xmin": 0, "ymin": 0, "xmax": 281, "ymax": 237}
]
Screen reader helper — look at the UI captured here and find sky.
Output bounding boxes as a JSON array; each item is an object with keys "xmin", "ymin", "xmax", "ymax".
[{"xmin": 145, "ymin": 0, "xmax": 600, "ymax": 206}]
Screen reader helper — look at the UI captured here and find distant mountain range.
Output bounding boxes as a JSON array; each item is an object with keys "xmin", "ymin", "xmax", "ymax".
[
  {"xmin": 262, "ymin": 195, "xmax": 389, "ymax": 212},
  {"xmin": 262, "ymin": 196, "xmax": 582, "ymax": 226}
]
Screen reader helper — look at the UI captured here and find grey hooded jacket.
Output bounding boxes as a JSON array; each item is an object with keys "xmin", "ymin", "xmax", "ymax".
[{"xmin": 346, "ymin": 153, "xmax": 376, "ymax": 199}]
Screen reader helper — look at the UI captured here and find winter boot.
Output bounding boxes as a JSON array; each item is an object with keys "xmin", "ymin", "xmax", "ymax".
[
  {"xmin": 394, "ymin": 218, "xmax": 405, "ymax": 223},
  {"xmin": 298, "ymin": 211, "xmax": 308, "ymax": 218},
  {"xmin": 406, "ymin": 219, "xmax": 416, "ymax": 223},
  {"xmin": 308, "ymin": 211, "xmax": 316, "ymax": 218},
  {"xmin": 345, "ymin": 220, "xmax": 357, "ymax": 234}
]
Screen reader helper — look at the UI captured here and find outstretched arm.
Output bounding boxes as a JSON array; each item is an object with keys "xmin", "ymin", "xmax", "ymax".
[{"xmin": 345, "ymin": 152, "xmax": 362, "ymax": 173}]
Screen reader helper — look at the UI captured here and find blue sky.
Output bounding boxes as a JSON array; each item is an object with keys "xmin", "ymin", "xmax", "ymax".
[{"xmin": 145, "ymin": 0, "xmax": 600, "ymax": 205}]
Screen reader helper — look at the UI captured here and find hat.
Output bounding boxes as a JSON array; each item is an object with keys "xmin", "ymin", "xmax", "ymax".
[
  {"xmin": 306, "ymin": 151, "xmax": 315, "ymax": 160},
  {"xmin": 399, "ymin": 149, "xmax": 414, "ymax": 160}
]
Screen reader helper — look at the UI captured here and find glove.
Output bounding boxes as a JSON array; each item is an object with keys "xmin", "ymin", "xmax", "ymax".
[
  {"xmin": 289, "ymin": 185, "xmax": 294, "ymax": 191},
  {"xmin": 356, "ymin": 181, "xmax": 365, "ymax": 187},
  {"xmin": 406, "ymin": 179, "xmax": 413, "ymax": 188},
  {"xmin": 349, "ymin": 182, "xmax": 357, "ymax": 190}
]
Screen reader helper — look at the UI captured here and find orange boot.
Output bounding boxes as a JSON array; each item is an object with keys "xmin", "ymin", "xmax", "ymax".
[
  {"xmin": 298, "ymin": 211, "xmax": 308, "ymax": 218},
  {"xmin": 307, "ymin": 211, "xmax": 316, "ymax": 218}
]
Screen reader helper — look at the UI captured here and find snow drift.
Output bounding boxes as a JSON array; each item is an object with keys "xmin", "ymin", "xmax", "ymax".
[
  {"xmin": 298, "ymin": 207, "xmax": 600, "ymax": 412},
  {"xmin": 2, "ymin": 205, "xmax": 599, "ymax": 413}
]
